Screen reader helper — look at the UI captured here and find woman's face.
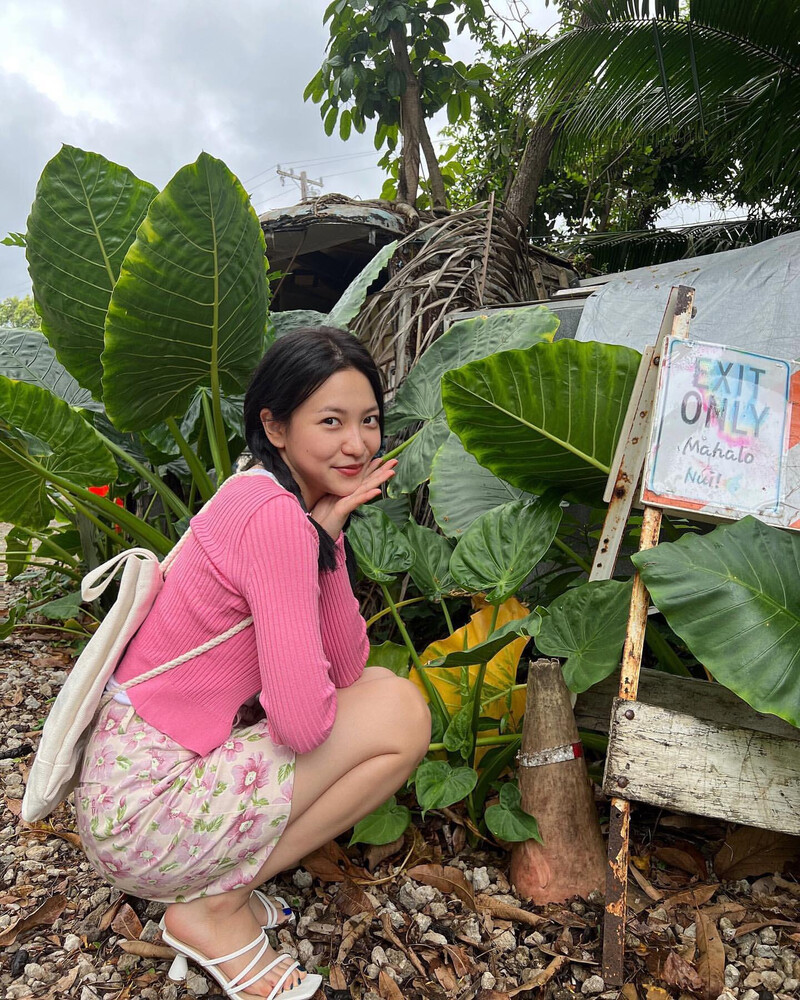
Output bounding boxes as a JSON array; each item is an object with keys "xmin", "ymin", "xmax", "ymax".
[{"xmin": 261, "ymin": 367, "xmax": 382, "ymax": 508}]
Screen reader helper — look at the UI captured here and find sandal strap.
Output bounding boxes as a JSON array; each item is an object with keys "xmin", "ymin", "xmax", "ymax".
[
  {"xmin": 264, "ymin": 960, "xmax": 301, "ymax": 1000},
  {"xmin": 226, "ymin": 935, "xmax": 273, "ymax": 993},
  {"xmin": 239, "ymin": 953, "xmax": 298, "ymax": 995},
  {"xmin": 202, "ymin": 929, "xmax": 268, "ymax": 969}
]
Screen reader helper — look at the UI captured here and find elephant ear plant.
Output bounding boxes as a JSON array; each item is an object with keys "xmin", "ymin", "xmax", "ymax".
[{"xmin": 0, "ymin": 144, "xmax": 397, "ymax": 618}]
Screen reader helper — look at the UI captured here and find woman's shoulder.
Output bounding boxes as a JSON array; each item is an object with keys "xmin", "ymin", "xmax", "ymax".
[{"xmin": 194, "ymin": 469, "xmax": 309, "ymax": 535}]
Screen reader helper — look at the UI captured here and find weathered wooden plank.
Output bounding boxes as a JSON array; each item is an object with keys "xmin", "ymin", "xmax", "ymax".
[
  {"xmin": 575, "ymin": 668, "xmax": 800, "ymax": 741},
  {"xmin": 603, "ymin": 700, "xmax": 800, "ymax": 835}
]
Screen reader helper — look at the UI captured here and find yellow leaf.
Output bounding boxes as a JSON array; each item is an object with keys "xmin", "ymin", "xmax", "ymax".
[{"xmin": 411, "ymin": 596, "xmax": 530, "ymax": 736}]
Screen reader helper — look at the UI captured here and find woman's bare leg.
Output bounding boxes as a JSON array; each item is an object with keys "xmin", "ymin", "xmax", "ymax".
[{"xmin": 164, "ymin": 672, "xmax": 430, "ymax": 997}]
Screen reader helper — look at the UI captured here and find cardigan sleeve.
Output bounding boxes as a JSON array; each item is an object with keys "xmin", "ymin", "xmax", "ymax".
[
  {"xmin": 318, "ymin": 534, "xmax": 369, "ymax": 688},
  {"xmin": 228, "ymin": 496, "xmax": 339, "ymax": 754}
]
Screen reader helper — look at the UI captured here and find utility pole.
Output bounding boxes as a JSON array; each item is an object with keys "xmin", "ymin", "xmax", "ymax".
[{"xmin": 276, "ymin": 166, "xmax": 324, "ymax": 203}]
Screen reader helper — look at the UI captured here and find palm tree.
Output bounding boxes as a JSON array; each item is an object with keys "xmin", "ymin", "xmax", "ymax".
[{"xmin": 509, "ymin": 0, "xmax": 799, "ymax": 236}]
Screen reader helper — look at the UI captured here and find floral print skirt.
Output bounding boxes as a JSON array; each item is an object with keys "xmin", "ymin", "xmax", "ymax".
[{"xmin": 74, "ymin": 700, "xmax": 295, "ymax": 902}]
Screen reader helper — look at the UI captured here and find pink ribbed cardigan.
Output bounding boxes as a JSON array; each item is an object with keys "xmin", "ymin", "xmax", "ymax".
[{"xmin": 114, "ymin": 474, "xmax": 368, "ymax": 755}]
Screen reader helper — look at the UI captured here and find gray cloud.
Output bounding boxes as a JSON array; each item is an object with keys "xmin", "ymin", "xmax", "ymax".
[{"xmin": 0, "ymin": 0, "xmax": 389, "ymax": 299}]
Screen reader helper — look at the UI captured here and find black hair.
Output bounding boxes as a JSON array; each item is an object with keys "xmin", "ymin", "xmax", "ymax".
[{"xmin": 243, "ymin": 326, "xmax": 385, "ymax": 572}]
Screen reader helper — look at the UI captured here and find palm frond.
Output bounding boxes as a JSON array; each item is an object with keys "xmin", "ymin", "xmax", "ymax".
[
  {"xmin": 514, "ymin": 10, "xmax": 800, "ymax": 212},
  {"xmin": 349, "ymin": 201, "xmax": 554, "ymax": 393},
  {"xmin": 547, "ymin": 216, "xmax": 797, "ymax": 272}
]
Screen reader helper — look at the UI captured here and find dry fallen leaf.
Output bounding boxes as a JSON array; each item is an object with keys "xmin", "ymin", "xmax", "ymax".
[
  {"xmin": 654, "ymin": 845, "xmax": 708, "ymax": 879},
  {"xmin": 40, "ymin": 966, "xmax": 79, "ymax": 999},
  {"xmin": 333, "ymin": 878, "xmax": 375, "ymax": 917},
  {"xmin": 507, "ymin": 954, "xmax": 568, "ymax": 995},
  {"xmin": 645, "ymin": 985, "xmax": 670, "ymax": 1000},
  {"xmin": 695, "ymin": 910, "xmax": 725, "ymax": 1000},
  {"xmin": 661, "ymin": 950, "xmax": 704, "ymax": 992},
  {"xmin": 118, "ymin": 941, "xmax": 175, "ymax": 959},
  {"xmin": 98, "ymin": 895, "xmax": 127, "ymax": 932},
  {"xmin": 443, "ymin": 943, "xmax": 473, "ymax": 977},
  {"xmin": 301, "ymin": 840, "xmax": 366, "ymax": 884},
  {"xmin": 408, "ymin": 863, "xmax": 477, "ymax": 911},
  {"xmin": 733, "ymin": 919, "xmax": 800, "ymax": 938},
  {"xmin": 663, "ymin": 884, "xmax": 718, "ymax": 911},
  {"xmin": 714, "ymin": 826, "xmax": 800, "ymax": 880},
  {"xmin": 476, "ymin": 893, "xmax": 544, "ymax": 928},
  {"xmin": 363, "ymin": 836, "xmax": 405, "ymax": 872},
  {"xmin": 620, "ymin": 983, "xmax": 638, "ymax": 1000},
  {"xmin": 329, "ymin": 965, "xmax": 347, "ymax": 990},
  {"xmin": 336, "ymin": 911, "xmax": 372, "ymax": 964},
  {"xmin": 0, "ymin": 893, "xmax": 68, "ymax": 947},
  {"xmin": 378, "ymin": 969, "xmax": 404, "ymax": 1000},
  {"xmin": 111, "ymin": 903, "xmax": 143, "ymax": 941}
]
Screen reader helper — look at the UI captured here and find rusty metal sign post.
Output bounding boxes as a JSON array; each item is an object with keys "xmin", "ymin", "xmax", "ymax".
[{"xmin": 590, "ymin": 286, "xmax": 696, "ymax": 985}]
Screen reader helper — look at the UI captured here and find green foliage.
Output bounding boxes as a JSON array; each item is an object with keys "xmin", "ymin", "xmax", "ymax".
[
  {"xmin": 634, "ymin": 517, "xmax": 800, "ymax": 728},
  {"xmin": 415, "ymin": 760, "xmax": 478, "ymax": 817},
  {"xmin": 387, "ymin": 305, "xmax": 558, "ymax": 494},
  {"xmin": 515, "ymin": 0, "xmax": 800, "ymax": 220},
  {"xmin": 348, "ymin": 505, "xmax": 415, "ymax": 582},
  {"xmin": 103, "ymin": 153, "xmax": 268, "ymax": 434},
  {"xmin": 536, "ymin": 579, "xmax": 632, "ymax": 693},
  {"xmin": 0, "ymin": 295, "xmax": 39, "ymax": 330},
  {"xmin": 442, "ymin": 339, "xmax": 641, "ymax": 501},
  {"xmin": 485, "ymin": 782, "xmax": 542, "ymax": 843},
  {"xmin": 26, "ymin": 145, "xmax": 158, "ymax": 399},
  {"xmin": 349, "ymin": 795, "xmax": 411, "ymax": 845},
  {"xmin": 449, "ymin": 497, "xmax": 563, "ymax": 605}
]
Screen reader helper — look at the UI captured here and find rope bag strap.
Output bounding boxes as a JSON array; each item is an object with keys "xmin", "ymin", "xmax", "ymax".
[{"xmin": 105, "ymin": 467, "xmax": 279, "ymax": 699}]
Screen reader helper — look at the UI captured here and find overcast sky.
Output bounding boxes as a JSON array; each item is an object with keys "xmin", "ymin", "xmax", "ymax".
[{"xmin": 0, "ymin": 1, "xmax": 559, "ymax": 301}]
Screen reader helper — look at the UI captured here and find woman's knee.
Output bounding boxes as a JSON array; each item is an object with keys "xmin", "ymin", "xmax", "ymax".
[{"xmin": 387, "ymin": 677, "xmax": 432, "ymax": 757}]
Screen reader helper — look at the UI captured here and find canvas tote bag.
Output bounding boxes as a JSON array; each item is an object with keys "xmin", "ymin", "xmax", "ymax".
[{"xmin": 20, "ymin": 469, "xmax": 276, "ymax": 823}]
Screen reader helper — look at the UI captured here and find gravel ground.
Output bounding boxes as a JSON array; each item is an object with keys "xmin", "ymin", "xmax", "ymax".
[{"xmin": 3, "ymin": 548, "xmax": 800, "ymax": 1000}]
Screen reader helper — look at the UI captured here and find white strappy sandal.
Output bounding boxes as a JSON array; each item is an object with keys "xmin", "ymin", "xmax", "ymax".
[
  {"xmin": 159, "ymin": 919, "xmax": 321, "ymax": 1000},
  {"xmin": 251, "ymin": 890, "xmax": 295, "ymax": 930}
]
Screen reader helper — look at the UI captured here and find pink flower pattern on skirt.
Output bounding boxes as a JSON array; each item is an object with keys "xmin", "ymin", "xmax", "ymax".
[{"xmin": 75, "ymin": 702, "xmax": 295, "ymax": 902}]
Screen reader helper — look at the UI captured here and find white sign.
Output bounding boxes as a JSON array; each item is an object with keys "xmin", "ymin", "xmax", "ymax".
[{"xmin": 643, "ymin": 338, "xmax": 792, "ymax": 521}]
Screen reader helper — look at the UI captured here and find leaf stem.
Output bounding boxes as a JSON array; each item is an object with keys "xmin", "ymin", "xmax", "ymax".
[
  {"xmin": 468, "ymin": 602, "xmax": 500, "ymax": 770},
  {"xmin": 428, "ymin": 732, "xmax": 520, "ymax": 752},
  {"xmin": 551, "ymin": 535, "xmax": 592, "ymax": 573},
  {"xmin": 379, "ymin": 582, "xmax": 450, "ymax": 733},
  {"xmin": 93, "ymin": 429, "xmax": 190, "ymax": 521},
  {"xmin": 441, "ymin": 597, "xmax": 455, "ymax": 634},
  {"xmin": 0, "ymin": 439, "xmax": 171, "ymax": 554},
  {"xmin": 381, "ymin": 428, "xmax": 421, "ymax": 462},
  {"xmin": 201, "ymin": 391, "xmax": 231, "ymax": 484},
  {"xmin": 165, "ymin": 417, "xmax": 215, "ymax": 501},
  {"xmin": 365, "ymin": 596, "xmax": 426, "ymax": 628}
]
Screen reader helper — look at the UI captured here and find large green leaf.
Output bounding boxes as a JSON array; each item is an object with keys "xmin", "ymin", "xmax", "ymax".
[
  {"xmin": 0, "ymin": 377, "xmax": 117, "ymax": 529},
  {"xmin": 387, "ymin": 306, "xmax": 559, "ymax": 495},
  {"xmin": 0, "ymin": 328, "xmax": 100, "ymax": 411},
  {"xmin": 4, "ymin": 526, "xmax": 32, "ymax": 581},
  {"xmin": 442, "ymin": 340, "xmax": 641, "ymax": 500},
  {"xmin": 326, "ymin": 239, "xmax": 398, "ymax": 329},
  {"xmin": 415, "ymin": 761, "xmax": 478, "ymax": 817},
  {"xmin": 25, "ymin": 145, "xmax": 157, "ymax": 398},
  {"xmin": 424, "ymin": 610, "xmax": 542, "ymax": 668},
  {"xmin": 536, "ymin": 580, "xmax": 632, "ymax": 693},
  {"xmin": 103, "ymin": 153, "xmax": 268, "ymax": 431},
  {"xmin": 430, "ymin": 432, "xmax": 536, "ymax": 538},
  {"xmin": 270, "ymin": 309, "xmax": 330, "ymax": 338},
  {"xmin": 403, "ymin": 520, "xmax": 457, "ymax": 600},
  {"xmin": 366, "ymin": 640, "xmax": 410, "ymax": 678},
  {"xmin": 450, "ymin": 496, "xmax": 563, "ymax": 604},
  {"xmin": 347, "ymin": 505, "xmax": 414, "ymax": 582},
  {"xmin": 633, "ymin": 516, "xmax": 800, "ymax": 727}
]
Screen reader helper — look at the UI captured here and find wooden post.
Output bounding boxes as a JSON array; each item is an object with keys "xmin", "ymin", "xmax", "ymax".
[
  {"xmin": 510, "ymin": 658, "xmax": 606, "ymax": 904},
  {"xmin": 597, "ymin": 285, "xmax": 695, "ymax": 985},
  {"xmin": 602, "ymin": 506, "xmax": 662, "ymax": 985}
]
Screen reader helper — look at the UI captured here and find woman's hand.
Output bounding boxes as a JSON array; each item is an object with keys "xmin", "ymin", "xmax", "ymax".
[{"xmin": 309, "ymin": 458, "xmax": 398, "ymax": 540}]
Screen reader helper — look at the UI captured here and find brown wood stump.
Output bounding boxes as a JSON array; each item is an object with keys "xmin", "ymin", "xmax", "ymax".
[{"xmin": 510, "ymin": 658, "xmax": 606, "ymax": 904}]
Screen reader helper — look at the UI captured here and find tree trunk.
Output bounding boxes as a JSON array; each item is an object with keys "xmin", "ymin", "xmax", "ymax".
[
  {"xmin": 390, "ymin": 24, "xmax": 436, "ymax": 209},
  {"xmin": 419, "ymin": 118, "xmax": 448, "ymax": 212},
  {"xmin": 505, "ymin": 121, "xmax": 558, "ymax": 229},
  {"xmin": 510, "ymin": 658, "xmax": 606, "ymax": 904}
]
